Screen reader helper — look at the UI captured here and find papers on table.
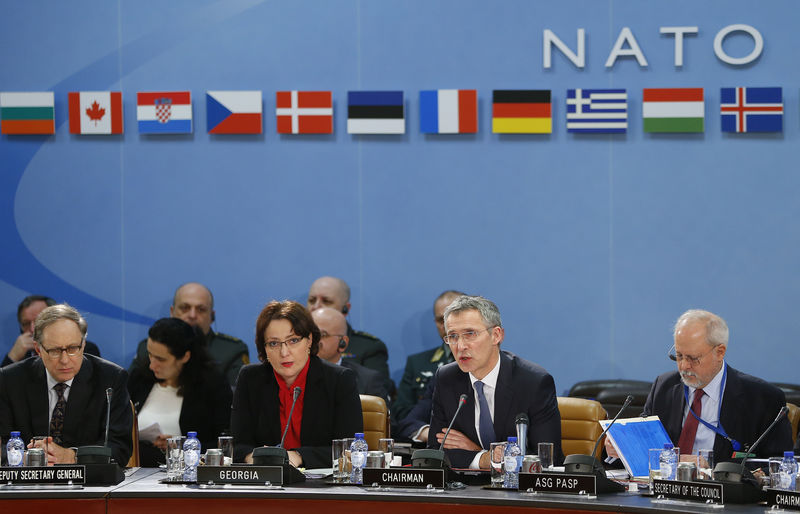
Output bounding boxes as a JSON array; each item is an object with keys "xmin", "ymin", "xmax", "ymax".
[{"xmin": 138, "ymin": 423, "xmax": 162, "ymax": 443}]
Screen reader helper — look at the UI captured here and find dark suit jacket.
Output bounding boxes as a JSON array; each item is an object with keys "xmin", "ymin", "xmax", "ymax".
[
  {"xmin": 230, "ymin": 356, "xmax": 363, "ymax": 469},
  {"xmin": 341, "ymin": 359, "xmax": 388, "ymax": 401},
  {"xmin": 643, "ymin": 364, "xmax": 792, "ymax": 459},
  {"xmin": 2, "ymin": 340, "xmax": 101, "ymax": 368},
  {"xmin": 395, "ymin": 376, "xmax": 435, "ymax": 443},
  {"xmin": 128, "ymin": 365, "xmax": 232, "ymax": 466},
  {"xmin": 428, "ymin": 350, "xmax": 562, "ymax": 468},
  {"xmin": 0, "ymin": 354, "xmax": 133, "ymax": 467}
]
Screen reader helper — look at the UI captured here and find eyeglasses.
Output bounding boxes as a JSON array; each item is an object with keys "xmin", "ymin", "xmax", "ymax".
[
  {"xmin": 668, "ymin": 344, "xmax": 718, "ymax": 366},
  {"xmin": 443, "ymin": 328, "xmax": 493, "ymax": 345},
  {"xmin": 39, "ymin": 342, "xmax": 84, "ymax": 359},
  {"xmin": 265, "ymin": 336, "xmax": 306, "ymax": 351}
]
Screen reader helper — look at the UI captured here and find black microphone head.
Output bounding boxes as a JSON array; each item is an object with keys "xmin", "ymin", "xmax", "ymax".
[
  {"xmin": 458, "ymin": 394, "xmax": 467, "ymax": 404},
  {"xmin": 293, "ymin": 386, "xmax": 302, "ymax": 400},
  {"xmin": 624, "ymin": 394, "xmax": 633, "ymax": 404},
  {"xmin": 106, "ymin": 387, "xmax": 113, "ymax": 399},
  {"xmin": 515, "ymin": 413, "xmax": 529, "ymax": 425}
]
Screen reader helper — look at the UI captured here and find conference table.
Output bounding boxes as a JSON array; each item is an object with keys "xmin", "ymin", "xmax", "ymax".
[{"xmin": 0, "ymin": 467, "xmax": 781, "ymax": 513}]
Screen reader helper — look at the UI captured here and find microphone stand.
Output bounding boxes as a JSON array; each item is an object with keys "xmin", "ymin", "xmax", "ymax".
[
  {"xmin": 252, "ymin": 386, "xmax": 305, "ymax": 484},
  {"xmin": 411, "ymin": 394, "xmax": 468, "ymax": 471},
  {"xmin": 75, "ymin": 387, "xmax": 125, "ymax": 485}
]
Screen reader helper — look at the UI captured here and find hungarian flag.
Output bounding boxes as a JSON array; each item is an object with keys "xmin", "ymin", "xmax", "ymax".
[
  {"xmin": 720, "ymin": 87, "xmax": 783, "ymax": 133},
  {"xmin": 206, "ymin": 91, "xmax": 262, "ymax": 134},
  {"xmin": 68, "ymin": 91, "xmax": 123, "ymax": 134},
  {"xmin": 276, "ymin": 91, "xmax": 333, "ymax": 134},
  {"xmin": 419, "ymin": 89, "xmax": 477, "ymax": 134},
  {"xmin": 642, "ymin": 88, "xmax": 704, "ymax": 133},
  {"xmin": 0, "ymin": 92, "xmax": 55, "ymax": 134},
  {"xmin": 492, "ymin": 90, "xmax": 551, "ymax": 133},
  {"xmin": 347, "ymin": 91, "xmax": 404, "ymax": 134}
]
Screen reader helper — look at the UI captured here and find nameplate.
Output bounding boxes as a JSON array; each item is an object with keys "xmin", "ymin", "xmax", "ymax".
[
  {"xmin": 0, "ymin": 465, "xmax": 85, "ymax": 485},
  {"xmin": 767, "ymin": 489, "xmax": 800, "ymax": 511},
  {"xmin": 362, "ymin": 468, "xmax": 445, "ymax": 488},
  {"xmin": 196, "ymin": 465, "xmax": 283, "ymax": 485},
  {"xmin": 518, "ymin": 472, "xmax": 596, "ymax": 495},
  {"xmin": 652, "ymin": 479, "xmax": 724, "ymax": 503}
]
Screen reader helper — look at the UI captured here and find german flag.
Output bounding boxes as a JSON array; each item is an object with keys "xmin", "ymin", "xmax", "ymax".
[{"xmin": 492, "ymin": 90, "xmax": 551, "ymax": 133}]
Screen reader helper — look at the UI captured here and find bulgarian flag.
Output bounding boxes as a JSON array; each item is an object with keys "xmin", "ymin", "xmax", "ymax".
[
  {"xmin": 0, "ymin": 92, "xmax": 55, "ymax": 134},
  {"xmin": 642, "ymin": 88, "xmax": 704, "ymax": 133}
]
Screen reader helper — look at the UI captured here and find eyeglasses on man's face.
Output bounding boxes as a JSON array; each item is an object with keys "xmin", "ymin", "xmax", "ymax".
[
  {"xmin": 668, "ymin": 344, "xmax": 718, "ymax": 366},
  {"xmin": 38, "ymin": 341, "xmax": 84, "ymax": 359},
  {"xmin": 265, "ymin": 336, "xmax": 306, "ymax": 351},
  {"xmin": 443, "ymin": 328, "xmax": 493, "ymax": 345}
]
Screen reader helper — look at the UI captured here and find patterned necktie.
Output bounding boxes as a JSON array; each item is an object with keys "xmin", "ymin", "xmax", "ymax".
[
  {"xmin": 474, "ymin": 381, "xmax": 496, "ymax": 449},
  {"xmin": 678, "ymin": 388, "xmax": 705, "ymax": 454},
  {"xmin": 50, "ymin": 382, "xmax": 68, "ymax": 445}
]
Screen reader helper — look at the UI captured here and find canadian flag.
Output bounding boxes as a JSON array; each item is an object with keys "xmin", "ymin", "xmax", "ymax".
[{"xmin": 68, "ymin": 91, "xmax": 123, "ymax": 134}]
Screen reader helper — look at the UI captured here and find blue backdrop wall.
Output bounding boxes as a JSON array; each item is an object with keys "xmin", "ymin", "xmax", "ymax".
[{"xmin": 1, "ymin": 0, "xmax": 797, "ymax": 394}]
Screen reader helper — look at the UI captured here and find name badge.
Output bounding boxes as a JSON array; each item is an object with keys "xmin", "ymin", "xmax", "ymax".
[
  {"xmin": 767, "ymin": 488, "xmax": 800, "ymax": 511},
  {"xmin": 362, "ymin": 468, "xmax": 445, "ymax": 488},
  {"xmin": 652, "ymin": 479, "xmax": 724, "ymax": 503},
  {"xmin": 0, "ymin": 465, "xmax": 85, "ymax": 485},
  {"xmin": 518, "ymin": 472, "xmax": 596, "ymax": 495},
  {"xmin": 196, "ymin": 465, "xmax": 283, "ymax": 485}
]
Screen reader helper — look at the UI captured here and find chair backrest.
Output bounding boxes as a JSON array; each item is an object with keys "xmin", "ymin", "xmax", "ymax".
[
  {"xmin": 568, "ymin": 379, "xmax": 652, "ymax": 399},
  {"xmin": 787, "ymin": 403, "xmax": 800, "ymax": 445},
  {"xmin": 360, "ymin": 394, "xmax": 389, "ymax": 450},
  {"xmin": 557, "ymin": 396, "xmax": 607, "ymax": 457},
  {"xmin": 127, "ymin": 400, "xmax": 140, "ymax": 467}
]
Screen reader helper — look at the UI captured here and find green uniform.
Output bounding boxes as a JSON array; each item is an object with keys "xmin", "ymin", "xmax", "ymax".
[
  {"xmin": 344, "ymin": 323, "xmax": 395, "ymax": 395},
  {"xmin": 129, "ymin": 329, "xmax": 249, "ymax": 388},
  {"xmin": 392, "ymin": 343, "xmax": 453, "ymax": 421}
]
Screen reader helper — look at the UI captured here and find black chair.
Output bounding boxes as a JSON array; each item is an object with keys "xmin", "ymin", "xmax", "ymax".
[
  {"xmin": 568, "ymin": 379, "xmax": 652, "ymax": 400},
  {"xmin": 595, "ymin": 386, "xmax": 651, "ymax": 417},
  {"xmin": 772, "ymin": 383, "xmax": 800, "ymax": 407}
]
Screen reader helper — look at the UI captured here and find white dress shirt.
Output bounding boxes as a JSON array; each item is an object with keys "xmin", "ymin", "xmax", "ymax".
[{"xmin": 466, "ymin": 355, "xmax": 501, "ymax": 469}]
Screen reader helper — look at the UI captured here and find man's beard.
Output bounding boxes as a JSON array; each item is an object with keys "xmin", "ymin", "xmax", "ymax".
[{"xmin": 680, "ymin": 371, "xmax": 703, "ymax": 388}]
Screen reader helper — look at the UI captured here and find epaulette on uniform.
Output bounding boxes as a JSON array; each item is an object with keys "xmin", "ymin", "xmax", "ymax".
[
  {"xmin": 216, "ymin": 332, "xmax": 245, "ymax": 344},
  {"xmin": 352, "ymin": 329, "xmax": 380, "ymax": 341}
]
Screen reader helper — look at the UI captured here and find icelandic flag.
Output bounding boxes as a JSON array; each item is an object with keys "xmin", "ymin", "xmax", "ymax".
[
  {"xmin": 566, "ymin": 89, "xmax": 627, "ymax": 133},
  {"xmin": 720, "ymin": 87, "xmax": 783, "ymax": 133},
  {"xmin": 137, "ymin": 91, "xmax": 192, "ymax": 134},
  {"xmin": 419, "ymin": 89, "xmax": 477, "ymax": 134},
  {"xmin": 206, "ymin": 91, "xmax": 262, "ymax": 134}
]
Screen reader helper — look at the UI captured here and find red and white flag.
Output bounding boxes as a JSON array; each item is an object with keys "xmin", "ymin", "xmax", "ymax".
[
  {"xmin": 68, "ymin": 91, "xmax": 123, "ymax": 134},
  {"xmin": 276, "ymin": 91, "xmax": 333, "ymax": 134}
]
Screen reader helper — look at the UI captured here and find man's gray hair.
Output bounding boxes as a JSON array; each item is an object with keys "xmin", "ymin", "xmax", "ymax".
[
  {"xmin": 443, "ymin": 295, "xmax": 502, "ymax": 329},
  {"xmin": 33, "ymin": 303, "xmax": 88, "ymax": 343},
  {"xmin": 674, "ymin": 309, "xmax": 728, "ymax": 347}
]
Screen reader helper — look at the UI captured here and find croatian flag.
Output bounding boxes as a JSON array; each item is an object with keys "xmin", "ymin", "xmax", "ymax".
[
  {"xmin": 720, "ymin": 87, "xmax": 783, "ymax": 133},
  {"xmin": 137, "ymin": 91, "xmax": 192, "ymax": 134},
  {"xmin": 206, "ymin": 91, "xmax": 262, "ymax": 134},
  {"xmin": 419, "ymin": 89, "xmax": 477, "ymax": 134}
]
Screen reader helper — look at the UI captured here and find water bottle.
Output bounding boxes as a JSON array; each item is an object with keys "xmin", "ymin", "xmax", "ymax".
[
  {"xmin": 349, "ymin": 433, "xmax": 369, "ymax": 484},
  {"xmin": 778, "ymin": 451, "xmax": 797, "ymax": 490},
  {"xmin": 182, "ymin": 431, "xmax": 201, "ymax": 481},
  {"xmin": 503, "ymin": 436, "xmax": 522, "ymax": 489},
  {"xmin": 659, "ymin": 443, "xmax": 677, "ymax": 480},
  {"xmin": 6, "ymin": 431, "xmax": 24, "ymax": 467}
]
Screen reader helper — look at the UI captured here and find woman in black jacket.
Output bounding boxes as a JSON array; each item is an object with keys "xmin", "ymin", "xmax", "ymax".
[{"xmin": 128, "ymin": 317, "xmax": 232, "ymax": 467}]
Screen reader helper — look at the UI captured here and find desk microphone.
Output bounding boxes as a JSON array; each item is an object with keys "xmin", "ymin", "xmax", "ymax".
[
  {"xmin": 279, "ymin": 386, "xmax": 302, "ymax": 448},
  {"xmin": 75, "ymin": 386, "xmax": 124, "ymax": 486},
  {"xmin": 515, "ymin": 413, "xmax": 529, "ymax": 454},
  {"xmin": 253, "ymin": 385, "xmax": 306, "ymax": 482},
  {"xmin": 104, "ymin": 388, "xmax": 113, "ymax": 447},
  {"xmin": 412, "ymin": 394, "xmax": 467, "ymax": 469}
]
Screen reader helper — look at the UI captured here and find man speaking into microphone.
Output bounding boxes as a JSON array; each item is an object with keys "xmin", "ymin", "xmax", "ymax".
[{"xmin": 427, "ymin": 295, "xmax": 562, "ymax": 469}]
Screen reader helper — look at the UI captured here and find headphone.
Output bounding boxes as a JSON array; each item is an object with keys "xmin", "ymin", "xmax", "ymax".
[
  {"xmin": 341, "ymin": 305, "xmax": 349, "ymax": 314},
  {"xmin": 338, "ymin": 338, "xmax": 347, "ymax": 349}
]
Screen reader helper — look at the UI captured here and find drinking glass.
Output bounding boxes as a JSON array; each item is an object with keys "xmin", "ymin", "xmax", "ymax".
[
  {"xmin": 342, "ymin": 437, "xmax": 355, "ymax": 482},
  {"xmin": 696, "ymin": 449, "xmax": 714, "ymax": 480},
  {"xmin": 379, "ymin": 438, "xmax": 394, "ymax": 467},
  {"xmin": 648, "ymin": 448, "xmax": 662, "ymax": 482},
  {"xmin": 490, "ymin": 441, "xmax": 507, "ymax": 487},
  {"xmin": 166, "ymin": 436, "xmax": 186, "ymax": 481},
  {"xmin": 218, "ymin": 436, "xmax": 233, "ymax": 466},
  {"xmin": 537, "ymin": 442, "xmax": 554, "ymax": 470},
  {"xmin": 769, "ymin": 457, "xmax": 783, "ymax": 488},
  {"xmin": 332, "ymin": 439, "xmax": 349, "ymax": 483}
]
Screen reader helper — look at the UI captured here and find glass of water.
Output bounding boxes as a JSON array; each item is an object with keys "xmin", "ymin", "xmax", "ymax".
[
  {"xmin": 166, "ymin": 436, "xmax": 186, "ymax": 481},
  {"xmin": 490, "ymin": 441, "xmax": 507, "ymax": 487}
]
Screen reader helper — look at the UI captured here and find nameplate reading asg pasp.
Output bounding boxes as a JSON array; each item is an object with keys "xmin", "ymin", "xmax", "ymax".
[
  {"xmin": 518, "ymin": 472, "xmax": 596, "ymax": 495},
  {"xmin": 0, "ymin": 465, "xmax": 85, "ymax": 485},
  {"xmin": 196, "ymin": 465, "xmax": 283, "ymax": 485},
  {"xmin": 652, "ymin": 479, "xmax": 723, "ymax": 503},
  {"xmin": 361, "ymin": 468, "xmax": 445, "ymax": 488}
]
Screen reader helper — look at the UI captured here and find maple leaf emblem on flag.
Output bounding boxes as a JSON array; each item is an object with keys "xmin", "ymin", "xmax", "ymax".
[{"xmin": 86, "ymin": 101, "xmax": 105, "ymax": 125}]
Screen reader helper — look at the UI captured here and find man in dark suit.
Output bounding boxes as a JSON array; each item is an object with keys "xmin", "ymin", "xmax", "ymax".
[
  {"xmin": 3, "ymin": 295, "xmax": 101, "ymax": 367},
  {"xmin": 428, "ymin": 295, "xmax": 562, "ymax": 469},
  {"xmin": 393, "ymin": 290, "xmax": 462, "ymax": 425},
  {"xmin": 640, "ymin": 309, "xmax": 791, "ymax": 459},
  {"xmin": 0, "ymin": 304, "xmax": 132, "ymax": 467},
  {"xmin": 311, "ymin": 307, "xmax": 388, "ymax": 401}
]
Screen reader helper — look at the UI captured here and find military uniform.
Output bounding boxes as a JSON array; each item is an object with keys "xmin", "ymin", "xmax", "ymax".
[
  {"xmin": 392, "ymin": 343, "xmax": 453, "ymax": 422},
  {"xmin": 129, "ymin": 329, "xmax": 249, "ymax": 388},
  {"xmin": 343, "ymin": 323, "xmax": 394, "ymax": 395}
]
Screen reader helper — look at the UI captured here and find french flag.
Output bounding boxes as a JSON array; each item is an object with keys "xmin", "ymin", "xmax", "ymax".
[
  {"xmin": 419, "ymin": 89, "xmax": 478, "ymax": 134},
  {"xmin": 137, "ymin": 91, "xmax": 192, "ymax": 134}
]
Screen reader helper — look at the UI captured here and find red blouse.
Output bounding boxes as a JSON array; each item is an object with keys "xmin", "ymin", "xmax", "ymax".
[{"xmin": 273, "ymin": 357, "xmax": 310, "ymax": 450}]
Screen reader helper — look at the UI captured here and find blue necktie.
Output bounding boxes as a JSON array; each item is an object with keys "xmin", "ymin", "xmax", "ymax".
[{"xmin": 474, "ymin": 381, "xmax": 496, "ymax": 449}]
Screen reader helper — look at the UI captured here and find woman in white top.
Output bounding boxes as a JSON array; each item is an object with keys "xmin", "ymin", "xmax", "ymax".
[{"xmin": 128, "ymin": 318, "xmax": 232, "ymax": 467}]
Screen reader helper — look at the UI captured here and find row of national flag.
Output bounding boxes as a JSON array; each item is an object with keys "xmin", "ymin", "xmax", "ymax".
[{"xmin": 0, "ymin": 88, "xmax": 786, "ymax": 136}]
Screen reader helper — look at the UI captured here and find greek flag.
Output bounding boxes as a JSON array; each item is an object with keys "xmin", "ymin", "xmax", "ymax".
[{"xmin": 566, "ymin": 89, "xmax": 627, "ymax": 133}]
